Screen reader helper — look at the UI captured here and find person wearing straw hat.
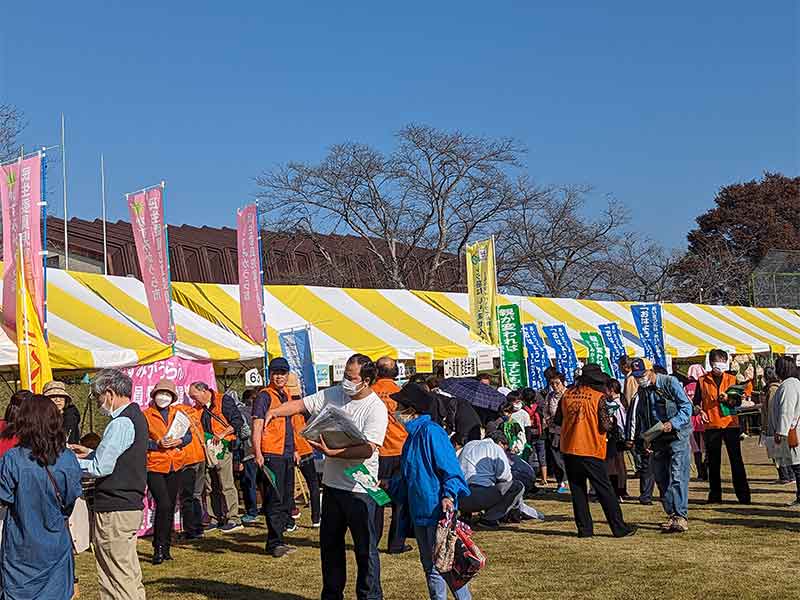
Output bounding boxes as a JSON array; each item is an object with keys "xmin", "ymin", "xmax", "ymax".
[
  {"xmin": 43, "ymin": 380, "xmax": 82, "ymax": 445},
  {"xmin": 143, "ymin": 378, "xmax": 194, "ymax": 564}
]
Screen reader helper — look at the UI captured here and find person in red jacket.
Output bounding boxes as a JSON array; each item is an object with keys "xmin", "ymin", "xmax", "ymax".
[{"xmin": 0, "ymin": 390, "xmax": 30, "ymax": 458}]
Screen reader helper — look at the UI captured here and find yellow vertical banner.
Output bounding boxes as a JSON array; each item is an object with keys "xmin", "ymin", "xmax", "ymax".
[
  {"xmin": 466, "ymin": 237, "xmax": 498, "ymax": 344},
  {"xmin": 16, "ymin": 249, "xmax": 52, "ymax": 392},
  {"xmin": 414, "ymin": 351, "xmax": 433, "ymax": 374}
]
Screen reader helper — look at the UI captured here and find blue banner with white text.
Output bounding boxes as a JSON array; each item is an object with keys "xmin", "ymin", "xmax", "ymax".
[
  {"xmin": 278, "ymin": 329, "xmax": 318, "ymax": 397},
  {"xmin": 522, "ymin": 323, "xmax": 550, "ymax": 390},
  {"xmin": 630, "ymin": 304, "xmax": 666, "ymax": 367},
  {"xmin": 598, "ymin": 322, "xmax": 626, "ymax": 380},
  {"xmin": 542, "ymin": 324, "xmax": 579, "ymax": 385}
]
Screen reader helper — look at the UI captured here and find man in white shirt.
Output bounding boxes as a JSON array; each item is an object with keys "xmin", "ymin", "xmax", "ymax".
[
  {"xmin": 264, "ymin": 354, "xmax": 388, "ymax": 600},
  {"xmin": 456, "ymin": 436, "xmax": 525, "ymax": 529}
]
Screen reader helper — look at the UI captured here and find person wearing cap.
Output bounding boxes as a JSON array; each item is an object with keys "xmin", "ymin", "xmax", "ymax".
[
  {"xmin": 251, "ymin": 357, "xmax": 304, "ymax": 557},
  {"xmin": 692, "ymin": 349, "xmax": 752, "ymax": 505},
  {"xmin": 630, "ymin": 358, "xmax": 693, "ymax": 532},
  {"xmin": 188, "ymin": 381, "xmax": 246, "ymax": 533},
  {"xmin": 393, "ymin": 383, "xmax": 471, "ymax": 600},
  {"xmin": 557, "ymin": 363, "xmax": 635, "ymax": 538},
  {"xmin": 371, "ymin": 356, "xmax": 411, "ymax": 555},
  {"xmin": 143, "ymin": 378, "xmax": 194, "ymax": 564},
  {"xmin": 43, "ymin": 380, "xmax": 82, "ymax": 445}
]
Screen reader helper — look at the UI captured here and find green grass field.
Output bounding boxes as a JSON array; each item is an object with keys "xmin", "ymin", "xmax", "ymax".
[{"xmin": 74, "ymin": 439, "xmax": 799, "ymax": 600}]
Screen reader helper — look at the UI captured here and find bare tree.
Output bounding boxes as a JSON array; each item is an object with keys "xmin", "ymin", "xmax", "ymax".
[
  {"xmin": 256, "ymin": 124, "xmax": 525, "ymax": 290},
  {"xmin": 0, "ymin": 105, "xmax": 25, "ymax": 163},
  {"xmin": 671, "ymin": 236, "xmax": 754, "ymax": 305},
  {"xmin": 613, "ymin": 235, "xmax": 680, "ymax": 301},
  {"xmin": 495, "ymin": 186, "xmax": 634, "ymax": 298}
]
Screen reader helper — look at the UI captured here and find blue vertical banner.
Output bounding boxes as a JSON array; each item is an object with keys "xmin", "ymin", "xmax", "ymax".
[
  {"xmin": 630, "ymin": 304, "xmax": 667, "ymax": 367},
  {"xmin": 278, "ymin": 328, "xmax": 318, "ymax": 397},
  {"xmin": 598, "ymin": 322, "xmax": 626, "ymax": 380},
  {"xmin": 522, "ymin": 323, "xmax": 550, "ymax": 390},
  {"xmin": 542, "ymin": 324, "xmax": 579, "ymax": 385}
]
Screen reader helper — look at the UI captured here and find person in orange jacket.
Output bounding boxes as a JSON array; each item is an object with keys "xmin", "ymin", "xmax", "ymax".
[
  {"xmin": 252, "ymin": 357, "xmax": 307, "ymax": 558},
  {"xmin": 176, "ymin": 397, "xmax": 207, "ymax": 540},
  {"xmin": 143, "ymin": 378, "xmax": 194, "ymax": 564},
  {"xmin": 371, "ymin": 357, "xmax": 411, "ymax": 554},
  {"xmin": 693, "ymin": 349, "xmax": 751, "ymax": 504}
]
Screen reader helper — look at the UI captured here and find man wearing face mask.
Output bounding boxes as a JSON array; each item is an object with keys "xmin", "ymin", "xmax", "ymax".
[
  {"xmin": 693, "ymin": 349, "xmax": 751, "ymax": 504},
  {"xmin": 251, "ymin": 357, "xmax": 305, "ymax": 558},
  {"xmin": 69, "ymin": 369, "xmax": 147, "ymax": 600},
  {"xmin": 143, "ymin": 378, "xmax": 193, "ymax": 564},
  {"xmin": 630, "ymin": 359, "xmax": 693, "ymax": 533},
  {"xmin": 263, "ymin": 354, "xmax": 388, "ymax": 600}
]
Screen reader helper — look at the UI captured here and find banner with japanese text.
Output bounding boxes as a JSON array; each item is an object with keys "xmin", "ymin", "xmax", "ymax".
[
  {"xmin": 128, "ymin": 185, "xmax": 173, "ymax": 344},
  {"xmin": 279, "ymin": 328, "xmax": 317, "ymax": 397},
  {"xmin": 497, "ymin": 304, "xmax": 527, "ymax": 390},
  {"xmin": 522, "ymin": 323, "xmax": 550, "ymax": 390},
  {"xmin": 542, "ymin": 324, "xmax": 579, "ymax": 385},
  {"xmin": 16, "ymin": 251, "xmax": 51, "ymax": 393},
  {"xmin": 122, "ymin": 356, "xmax": 216, "ymax": 536},
  {"xmin": 1, "ymin": 154, "xmax": 44, "ymax": 334},
  {"xmin": 580, "ymin": 331, "xmax": 612, "ymax": 376},
  {"xmin": 598, "ymin": 322, "xmax": 626, "ymax": 380},
  {"xmin": 466, "ymin": 238, "xmax": 498, "ymax": 344},
  {"xmin": 236, "ymin": 204, "xmax": 265, "ymax": 344},
  {"xmin": 631, "ymin": 303, "xmax": 667, "ymax": 367}
]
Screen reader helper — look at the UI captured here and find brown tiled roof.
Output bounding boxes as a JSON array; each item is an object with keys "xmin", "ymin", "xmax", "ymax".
[{"xmin": 41, "ymin": 216, "xmax": 464, "ymax": 291}]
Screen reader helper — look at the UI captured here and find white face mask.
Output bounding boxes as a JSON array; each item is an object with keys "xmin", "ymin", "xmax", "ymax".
[
  {"xmin": 98, "ymin": 392, "xmax": 113, "ymax": 417},
  {"xmin": 395, "ymin": 410, "xmax": 416, "ymax": 425},
  {"xmin": 154, "ymin": 392, "xmax": 173, "ymax": 409},
  {"xmin": 711, "ymin": 362, "xmax": 729, "ymax": 374},
  {"xmin": 512, "ymin": 402, "xmax": 523, "ymax": 411},
  {"xmin": 637, "ymin": 376, "xmax": 651, "ymax": 388},
  {"xmin": 341, "ymin": 379, "xmax": 364, "ymax": 397}
]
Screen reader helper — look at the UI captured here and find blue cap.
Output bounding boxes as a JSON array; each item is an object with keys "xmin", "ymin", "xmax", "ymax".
[
  {"xmin": 268, "ymin": 357, "xmax": 291, "ymax": 372},
  {"xmin": 630, "ymin": 358, "xmax": 653, "ymax": 377}
]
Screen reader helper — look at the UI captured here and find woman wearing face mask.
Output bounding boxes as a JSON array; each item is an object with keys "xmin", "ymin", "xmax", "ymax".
[
  {"xmin": 143, "ymin": 378, "xmax": 194, "ymax": 564},
  {"xmin": 692, "ymin": 349, "xmax": 752, "ymax": 505},
  {"xmin": 544, "ymin": 368, "xmax": 569, "ymax": 493}
]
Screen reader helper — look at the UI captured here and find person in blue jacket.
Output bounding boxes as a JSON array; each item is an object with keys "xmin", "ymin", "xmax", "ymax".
[{"xmin": 391, "ymin": 383, "xmax": 471, "ymax": 600}]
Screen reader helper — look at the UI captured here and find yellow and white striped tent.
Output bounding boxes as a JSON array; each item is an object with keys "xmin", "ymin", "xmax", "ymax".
[
  {"xmin": 1, "ymin": 268, "xmax": 800, "ymax": 371},
  {"xmin": 0, "ymin": 269, "xmax": 263, "ymax": 369},
  {"xmin": 414, "ymin": 291, "xmax": 800, "ymax": 358},
  {"xmin": 171, "ymin": 283, "xmax": 498, "ymax": 365}
]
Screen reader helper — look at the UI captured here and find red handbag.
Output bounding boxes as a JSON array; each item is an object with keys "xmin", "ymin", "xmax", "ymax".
[{"xmin": 437, "ymin": 512, "xmax": 487, "ymax": 592}]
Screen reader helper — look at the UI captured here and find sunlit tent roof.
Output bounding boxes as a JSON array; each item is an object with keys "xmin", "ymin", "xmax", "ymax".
[
  {"xmin": 171, "ymin": 283, "xmax": 498, "ymax": 364},
  {"xmin": 0, "ymin": 267, "xmax": 799, "ymax": 371}
]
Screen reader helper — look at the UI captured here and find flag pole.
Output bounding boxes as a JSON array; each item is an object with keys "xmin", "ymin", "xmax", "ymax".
[
  {"xmin": 256, "ymin": 200, "xmax": 269, "ymax": 380},
  {"xmin": 18, "ymin": 234, "xmax": 31, "ymax": 390},
  {"xmin": 161, "ymin": 181, "xmax": 176, "ymax": 354},
  {"xmin": 40, "ymin": 148, "xmax": 49, "ymax": 343},
  {"xmin": 100, "ymin": 154, "xmax": 108, "ymax": 275},
  {"xmin": 60, "ymin": 113, "xmax": 69, "ymax": 270}
]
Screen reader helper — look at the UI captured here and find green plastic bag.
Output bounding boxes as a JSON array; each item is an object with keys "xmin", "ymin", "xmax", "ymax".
[{"xmin": 344, "ymin": 464, "xmax": 392, "ymax": 506}]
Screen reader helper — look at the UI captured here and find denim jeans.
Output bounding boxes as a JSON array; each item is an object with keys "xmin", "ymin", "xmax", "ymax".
[
  {"xmin": 414, "ymin": 524, "xmax": 472, "ymax": 600},
  {"xmin": 652, "ymin": 432, "xmax": 691, "ymax": 519}
]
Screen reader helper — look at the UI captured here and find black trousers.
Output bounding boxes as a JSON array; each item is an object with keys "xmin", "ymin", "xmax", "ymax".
[
  {"xmin": 147, "ymin": 469, "xmax": 187, "ymax": 548},
  {"xmin": 293, "ymin": 456, "xmax": 321, "ymax": 523},
  {"xmin": 321, "ymin": 486, "xmax": 382, "ymax": 600},
  {"xmin": 260, "ymin": 456, "xmax": 295, "ymax": 551},
  {"xmin": 179, "ymin": 463, "xmax": 202, "ymax": 536},
  {"xmin": 563, "ymin": 454, "xmax": 629, "ymax": 537},
  {"xmin": 704, "ymin": 427, "xmax": 751, "ymax": 503},
  {"xmin": 374, "ymin": 455, "xmax": 406, "ymax": 552}
]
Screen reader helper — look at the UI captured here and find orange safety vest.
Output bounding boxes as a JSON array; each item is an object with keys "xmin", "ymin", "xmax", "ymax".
[
  {"xmin": 372, "ymin": 378, "xmax": 408, "ymax": 458},
  {"xmin": 144, "ymin": 404, "xmax": 187, "ymax": 474},
  {"xmin": 559, "ymin": 386, "xmax": 606, "ymax": 459},
  {"xmin": 256, "ymin": 385, "xmax": 308, "ymax": 456},
  {"xmin": 178, "ymin": 404, "xmax": 206, "ymax": 467},
  {"xmin": 207, "ymin": 392, "xmax": 236, "ymax": 442},
  {"xmin": 698, "ymin": 372, "xmax": 739, "ymax": 429}
]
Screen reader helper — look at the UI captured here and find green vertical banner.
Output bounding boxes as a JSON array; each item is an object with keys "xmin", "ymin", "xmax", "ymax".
[
  {"xmin": 497, "ymin": 304, "xmax": 527, "ymax": 390},
  {"xmin": 580, "ymin": 331, "xmax": 612, "ymax": 376}
]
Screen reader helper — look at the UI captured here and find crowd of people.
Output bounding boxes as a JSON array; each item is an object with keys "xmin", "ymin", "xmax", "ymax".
[{"xmin": 0, "ymin": 347, "xmax": 797, "ymax": 599}]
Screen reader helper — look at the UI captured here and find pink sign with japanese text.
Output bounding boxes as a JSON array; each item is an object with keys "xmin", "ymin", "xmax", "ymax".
[
  {"xmin": 236, "ymin": 204, "xmax": 265, "ymax": 344},
  {"xmin": 1, "ymin": 154, "xmax": 44, "ymax": 333},
  {"xmin": 128, "ymin": 185, "xmax": 173, "ymax": 344},
  {"xmin": 122, "ymin": 356, "xmax": 217, "ymax": 536}
]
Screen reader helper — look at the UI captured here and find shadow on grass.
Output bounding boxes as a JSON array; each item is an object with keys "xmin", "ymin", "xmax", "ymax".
[
  {"xmin": 697, "ymin": 517, "xmax": 800, "ymax": 532},
  {"xmin": 152, "ymin": 577, "xmax": 310, "ymax": 599},
  {"xmin": 174, "ymin": 532, "xmax": 320, "ymax": 556}
]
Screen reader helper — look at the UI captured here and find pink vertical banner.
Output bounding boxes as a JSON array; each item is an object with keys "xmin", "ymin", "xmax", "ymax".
[
  {"xmin": 236, "ymin": 203, "xmax": 265, "ymax": 344},
  {"xmin": 128, "ymin": 185, "xmax": 173, "ymax": 344},
  {"xmin": 1, "ymin": 155, "xmax": 44, "ymax": 333},
  {"xmin": 122, "ymin": 356, "xmax": 217, "ymax": 537}
]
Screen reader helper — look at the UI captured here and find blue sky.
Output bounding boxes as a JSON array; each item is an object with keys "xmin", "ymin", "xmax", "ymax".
[{"xmin": 1, "ymin": 2, "xmax": 797, "ymax": 250}]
